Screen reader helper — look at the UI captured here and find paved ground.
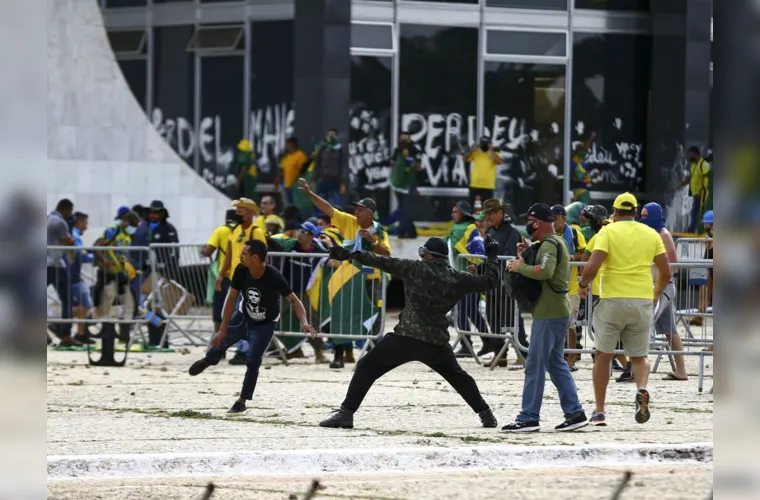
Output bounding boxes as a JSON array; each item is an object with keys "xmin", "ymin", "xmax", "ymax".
[
  {"xmin": 47, "ymin": 315, "xmax": 713, "ymax": 497},
  {"xmin": 48, "ymin": 465, "xmax": 713, "ymax": 499}
]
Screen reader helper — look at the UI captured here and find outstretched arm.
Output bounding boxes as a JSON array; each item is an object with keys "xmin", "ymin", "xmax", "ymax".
[
  {"xmin": 350, "ymin": 251, "xmax": 416, "ymax": 279},
  {"xmin": 458, "ymin": 260, "xmax": 501, "ymax": 294}
]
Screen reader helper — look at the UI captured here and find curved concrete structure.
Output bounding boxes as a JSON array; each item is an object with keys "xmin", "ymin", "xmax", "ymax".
[{"xmin": 47, "ymin": 0, "xmax": 231, "ymax": 244}]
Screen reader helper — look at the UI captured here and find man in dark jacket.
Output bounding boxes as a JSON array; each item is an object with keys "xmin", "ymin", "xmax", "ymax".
[
  {"xmin": 147, "ymin": 200, "xmax": 180, "ymax": 279},
  {"xmin": 474, "ymin": 198, "xmax": 529, "ymax": 366},
  {"xmin": 318, "ymin": 236, "xmax": 502, "ymax": 429}
]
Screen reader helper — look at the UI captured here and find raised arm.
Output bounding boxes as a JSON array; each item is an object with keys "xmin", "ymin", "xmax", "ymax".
[
  {"xmin": 297, "ymin": 178, "xmax": 334, "ymax": 217},
  {"xmin": 457, "ymin": 259, "xmax": 501, "ymax": 294},
  {"xmin": 350, "ymin": 251, "xmax": 417, "ymax": 278}
]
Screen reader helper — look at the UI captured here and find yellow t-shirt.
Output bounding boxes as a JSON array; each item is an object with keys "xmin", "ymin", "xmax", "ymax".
[
  {"xmin": 226, "ymin": 223, "xmax": 268, "ymax": 279},
  {"xmin": 254, "ymin": 214, "xmax": 285, "ymax": 233},
  {"xmin": 585, "ymin": 234, "xmax": 602, "ymax": 297},
  {"xmin": 567, "ymin": 224, "xmax": 587, "ymax": 297},
  {"xmin": 332, "ymin": 209, "xmax": 391, "ymax": 280},
  {"xmin": 689, "ymin": 158, "xmax": 710, "ymax": 196},
  {"xmin": 468, "ymin": 150, "xmax": 502, "ymax": 190},
  {"xmin": 280, "ymin": 150, "xmax": 309, "ymax": 188},
  {"xmin": 206, "ymin": 224, "xmax": 233, "ymax": 273},
  {"xmin": 589, "ymin": 221, "xmax": 666, "ymax": 300}
]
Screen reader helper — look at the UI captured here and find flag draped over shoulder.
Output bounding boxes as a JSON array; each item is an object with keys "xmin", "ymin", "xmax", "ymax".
[
  {"xmin": 448, "ymin": 221, "xmax": 485, "ymax": 270},
  {"xmin": 328, "ymin": 260, "xmax": 379, "ymax": 346}
]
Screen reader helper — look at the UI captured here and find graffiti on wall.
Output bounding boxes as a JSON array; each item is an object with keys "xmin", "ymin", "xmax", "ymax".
[
  {"xmin": 348, "ymin": 109, "xmax": 391, "ymax": 192},
  {"xmin": 249, "ymin": 102, "xmax": 295, "ymax": 176},
  {"xmin": 572, "ymin": 120, "xmax": 644, "ymax": 192}
]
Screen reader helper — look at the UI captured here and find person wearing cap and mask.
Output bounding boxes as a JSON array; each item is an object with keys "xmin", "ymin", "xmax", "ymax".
[
  {"xmin": 473, "ymin": 198, "xmax": 528, "ymax": 366},
  {"xmin": 464, "ymin": 135, "xmax": 504, "ymax": 204},
  {"xmin": 448, "ymin": 200, "xmax": 488, "ymax": 357},
  {"xmin": 579, "ymin": 193, "xmax": 672, "ymax": 427},
  {"xmin": 203, "ymin": 208, "xmax": 243, "ymax": 334},
  {"xmin": 92, "ymin": 208, "xmax": 141, "ymax": 340},
  {"xmin": 639, "ymin": 202, "xmax": 687, "ymax": 381},
  {"xmin": 389, "ymin": 131, "xmax": 423, "ymax": 239},
  {"xmin": 501, "ymin": 204, "xmax": 588, "ymax": 432},
  {"xmin": 318, "ymin": 236, "xmax": 502, "ymax": 430},
  {"xmin": 147, "ymin": 200, "xmax": 180, "ymax": 280},
  {"xmin": 298, "ymin": 178, "xmax": 391, "ymax": 366}
]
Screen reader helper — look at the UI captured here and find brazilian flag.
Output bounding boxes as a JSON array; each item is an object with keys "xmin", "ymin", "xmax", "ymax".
[{"xmin": 328, "ymin": 260, "xmax": 379, "ymax": 347}]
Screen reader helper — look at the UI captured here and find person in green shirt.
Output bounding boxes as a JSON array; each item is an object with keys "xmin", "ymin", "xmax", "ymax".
[
  {"xmin": 388, "ymin": 131, "xmax": 422, "ymax": 238},
  {"xmin": 502, "ymin": 203, "xmax": 587, "ymax": 433},
  {"xmin": 235, "ymin": 139, "xmax": 258, "ymax": 201}
]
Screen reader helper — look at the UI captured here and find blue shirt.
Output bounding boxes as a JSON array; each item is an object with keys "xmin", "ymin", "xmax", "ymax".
[{"xmin": 130, "ymin": 221, "xmax": 150, "ymax": 268}]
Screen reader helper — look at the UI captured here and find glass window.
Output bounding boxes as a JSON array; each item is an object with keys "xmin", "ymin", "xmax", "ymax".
[
  {"xmin": 486, "ymin": 0, "xmax": 567, "ymax": 9},
  {"xmin": 484, "ymin": 62, "xmax": 566, "ymax": 217},
  {"xmin": 107, "ymin": 30, "xmax": 147, "ymax": 56},
  {"xmin": 249, "ymin": 21, "xmax": 295, "ymax": 187},
  {"xmin": 188, "ymin": 25, "xmax": 244, "ymax": 51},
  {"xmin": 571, "ymin": 33, "xmax": 651, "ymax": 195},
  {"xmin": 201, "ymin": 0, "xmax": 242, "ymax": 3},
  {"xmin": 117, "ymin": 59, "xmax": 147, "ymax": 111},
  {"xmin": 486, "ymin": 30, "xmax": 566, "ymax": 57},
  {"xmin": 199, "ymin": 56, "xmax": 245, "ymax": 198},
  {"xmin": 349, "ymin": 55, "xmax": 393, "ymax": 217},
  {"xmin": 153, "ymin": 0, "xmax": 192, "ymax": 4},
  {"xmin": 151, "ymin": 26, "xmax": 196, "ymax": 169},
  {"xmin": 575, "ymin": 0, "xmax": 650, "ymax": 11},
  {"xmin": 410, "ymin": 0, "xmax": 478, "ymax": 3},
  {"xmin": 351, "ymin": 24, "xmax": 393, "ymax": 51},
  {"xmin": 105, "ymin": 0, "xmax": 147, "ymax": 7},
  {"xmin": 399, "ymin": 24, "xmax": 478, "ymax": 222}
]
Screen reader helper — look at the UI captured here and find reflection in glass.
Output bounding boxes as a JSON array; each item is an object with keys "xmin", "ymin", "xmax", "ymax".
[
  {"xmin": 349, "ymin": 56, "xmax": 392, "ymax": 216},
  {"xmin": 486, "ymin": 30, "xmax": 566, "ymax": 57},
  {"xmin": 117, "ymin": 59, "xmax": 147, "ymax": 111},
  {"xmin": 571, "ymin": 32, "xmax": 651, "ymax": 194},
  {"xmin": 399, "ymin": 24, "xmax": 478, "ymax": 222},
  {"xmin": 484, "ymin": 62, "xmax": 565, "ymax": 216},
  {"xmin": 105, "ymin": 0, "xmax": 148, "ymax": 9},
  {"xmin": 249, "ymin": 21, "xmax": 294, "ymax": 185},
  {"xmin": 151, "ymin": 26, "xmax": 196, "ymax": 170},
  {"xmin": 351, "ymin": 24, "xmax": 393, "ymax": 50},
  {"xmin": 486, "ymin": 0, "xmax": 567, "ymax": 10},
  {"xmin": 200, "ymin": 56, "xmax": 245, "ymax": 197},
  {"xmin": 575, "ymin": 0, "xmax": 649, "ymax": 11}
]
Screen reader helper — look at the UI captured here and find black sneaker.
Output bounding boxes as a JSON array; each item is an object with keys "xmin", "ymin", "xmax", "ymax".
[
  {"xmin": 616, "ymin": 363, "xmax": 634, "ymax": 382},
  {"xmin": 502, "ymin": 421, "xmax": 540, "ymax": 433},
  {"xmin": 635, "ymin": 389, "xmax": 651, "ymax": 424},
  {"xmin": 555, "ymin": 412, "xmax": 588, "ymax": 432},
  {"xmin": 590, "ymin": 411, "xmax": 607, "ymax": 427},
  {"xmin": 229, "ymin": 351, "xmax": 247, "ymax": 365},
  {"xmin": 612, "ymin": 359, "xmax": 625, "ymax": 372},
  {"xmin": 188, "ymin": 358, "xmax": 210, "ymax": 376},
  {"xmin": 319, "ymin": 408, "xmax": 354, "ymax": 429},
  {"xmin": 329, "ymin": 358, "xmax": 344, "ymax": 369},
  {"xmin": 226, "ymin": 400, "xmax": 247, "ymax": 416},
  {"xmin": 479, "ymin": 408, "xmax": 497, "ymax": 428}
]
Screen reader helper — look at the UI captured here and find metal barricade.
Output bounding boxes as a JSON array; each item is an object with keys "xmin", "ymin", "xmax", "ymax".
[
  {"xmin": 452, "ymin": 254, "xmax": 525, "ymax": 369},
  {"xmin": 673, "ymin": 237, "xmax": 714, "ymax": 337},
  {"xmin": 146, "ymin": 244, "xmax": 388, "ymax": 362},
  {"xmin": 46, "ymin": 245, "xmax": 156, "ymax": 349}
]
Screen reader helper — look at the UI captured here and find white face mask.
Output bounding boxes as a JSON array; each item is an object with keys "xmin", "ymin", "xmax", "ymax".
[{"xmin": 125, "ymin": 225, "xmax": 137, "ymax": 236}]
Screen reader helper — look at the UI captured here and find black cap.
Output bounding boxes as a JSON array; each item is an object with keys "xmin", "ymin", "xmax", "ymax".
[
  {"xmin": 550, "ymin": 204, "xmax": 567, "ymax": 217},
  {"xmin": 520, "ymin": 203, "xmax": 555, "ymax": 222},
  {"xmin": 422, "ymin": 237, "xmax": 449, "ymax": 258},
  {"xmin": 353, "ymin": 198, "xmax": 377, "ymax": 213}
]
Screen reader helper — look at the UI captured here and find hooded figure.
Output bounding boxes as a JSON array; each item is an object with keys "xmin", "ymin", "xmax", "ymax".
[
  {"xmin": 640, "ymin": 202, "xmax": 666, "ymax": 233},
  {"xmin": 565, "ymin": 201, "xmax": 586, "ymax": 226}
]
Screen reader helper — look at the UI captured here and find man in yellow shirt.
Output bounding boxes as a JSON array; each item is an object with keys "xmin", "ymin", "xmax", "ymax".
[
  {"xmin": 678, "ymin": 146, "xmax": 711, "ymax": 233},
  {"xmin": 464, "ymin": 136, "xmax": 503, "ymax": 203},
  {"xmin": 579, "ymin": 192, "xmax": 671, "ymax": 427},
  {"xmin": 202, "ymin": 208, "xmax": 239, "ymax": 332},
  {"xmin": 275, "ymin": 137, "xmax": 309, "ymax": 205},
  {"xmin": 298, "ymin": 177, "xmax": 391, "ymax": 365},
  {"xmin": 215, "ymin": 198, "xmax": 268, "ymax": 364}
]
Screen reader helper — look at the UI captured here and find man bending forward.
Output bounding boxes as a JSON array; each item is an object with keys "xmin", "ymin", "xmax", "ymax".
[{"xmin": 319, "ymin": 237, "xmax": 502, "ymax": 429}]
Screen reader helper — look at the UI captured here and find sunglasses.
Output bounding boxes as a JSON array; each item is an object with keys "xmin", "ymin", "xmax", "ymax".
[{"xmin": 298, "ymin": 229, "xmax": 314, "ymax": 236}]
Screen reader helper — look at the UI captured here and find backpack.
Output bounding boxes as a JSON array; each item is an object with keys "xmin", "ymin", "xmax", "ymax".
[{"xmin": 504, "ymin": 238, "xmax": 569, "ymax": 312}]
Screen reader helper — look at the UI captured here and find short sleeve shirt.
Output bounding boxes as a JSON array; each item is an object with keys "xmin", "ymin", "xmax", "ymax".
[
  {"xmin": 469, "ymin": 150, "xmax": 502, "ymax": 190},
  {"xmin": 231, "ymin": 264, "xmax": 293, "ymax": 323},
  {"xmin": 331, "ymin": 209, "xmax": 391, "ymax": 280},
  {"xmin": 206, "ymin": 225, "xmax": 233, "ymax": 273},
  {"xmin": 47, "ymin": 211, "xmax": 70, "ymax": 268},
  {"xmin": 227, "ymin": 223, "xmax": 268, "ymax": 280}
]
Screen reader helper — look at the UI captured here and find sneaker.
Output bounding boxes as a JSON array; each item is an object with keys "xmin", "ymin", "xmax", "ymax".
[
  {"xmin": 616, "ymin": 363, "xmax": 634, "ymax": 382},
  {"xmin": 502, "ymin": 421, "xmax": 540, "ymax": 432},
  {"xmin": 590, "ymin": 412, "xmax": 607, "ymax": 426},
  {"xmin": 479, "ymin": 408, "xmax": 498, "ymax": 428},
  {"xmin": 611, "ymin": 359, "xmax": 625, "ymax": 372},
  {"xmin": 226, "ymin": 400, "xmax": 247, "ymax": 416},
  {"xmin": 555, "ymin": 412, "xmax": 588, "ymax": 432},
  {"xmin": 188, "ymin": 358, "xmax": 210, "ymax": 376},
  {"xmin": 635, "ymin": 389, "xmax": 651, "ymax": 423},
  {"xmin": 329, "ymin": 357, "xmax": 344, "ymax": 369},
  {"xmin": 319, "ymin": 408, "xmax": 354, "ymax": 429},
  {"xmin": 229, "ymin": 351, "xmax": 247, "ymax": 365}
]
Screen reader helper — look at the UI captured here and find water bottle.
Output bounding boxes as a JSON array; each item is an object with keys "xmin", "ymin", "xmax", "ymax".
[
  {"xmin": 139, "ymin": 308, "xmax": 164, "ymax": 327},
  {"xmin": 474, "ymin": 195, "xmax": 482, "ymax": 213}
]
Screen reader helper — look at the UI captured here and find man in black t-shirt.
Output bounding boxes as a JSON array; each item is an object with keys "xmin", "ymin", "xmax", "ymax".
[{"xmin": 188, "ymin": 239, "xmax": 317, "ymax": 415}]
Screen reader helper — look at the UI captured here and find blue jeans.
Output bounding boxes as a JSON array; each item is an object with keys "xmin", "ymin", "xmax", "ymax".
[
  {"xmin": 205, "ymin": 309, "xmax": 276, "ymax": 400},
  {"xmin": 688, "ymin": 195, "xmax": 701, "ymax": 233},
  {"xmin": 517, "ymin": 317, "xmax": 583, "ymax": 422},
  {"xmin": 231, "ymin": 294, "xmax": 250, "ymax": 354},
  {"xmin": 47, "ymin": 267, "xmax": 72, "ymax": 336},
  {"xmin": 283, "ymin": 186, "xmax": 294, "ymax": 206}
]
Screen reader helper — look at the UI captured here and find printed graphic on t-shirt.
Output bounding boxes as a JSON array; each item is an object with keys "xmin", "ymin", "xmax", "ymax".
[{"xmin": 244, "ymin": 287, "xmax": 267, "ymax": 321}]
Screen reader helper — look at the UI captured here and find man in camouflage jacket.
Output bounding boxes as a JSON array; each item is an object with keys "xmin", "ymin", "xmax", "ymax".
[{"xmin": 318, "ymin": 236, "xmax": 502, "ymax": 429}]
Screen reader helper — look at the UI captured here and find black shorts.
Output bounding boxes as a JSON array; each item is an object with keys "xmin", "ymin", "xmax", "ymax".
[{"xmin": 212, "ymin": 277, "xmax": 231, "ymax": 323}]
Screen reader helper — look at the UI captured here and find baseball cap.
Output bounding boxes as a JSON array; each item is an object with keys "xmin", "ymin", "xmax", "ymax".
[
  {"xmin": 419, "ymin": 237, "xmax": 449, "ymax": 259},
  {"xmin": 114, "ymin": 205, "xmax": 130, "ymax": 220},
  {"xmin": 520, "ymin": 203, "xmax": 555, "ymax": 222},
  {"xmin": 612, "ymin": 192, "xmax": 638, "ymax": 210},
  {"xmin": 299, "ymin": 221, "xmax": 320, "ymax": 236},
  {"xmin": 550, "ymin": 205, "xmax": 567, "ymax": 217},
  {"xmin": 352, "ymin": 198, "xmax": 377, "ymax": 213}
]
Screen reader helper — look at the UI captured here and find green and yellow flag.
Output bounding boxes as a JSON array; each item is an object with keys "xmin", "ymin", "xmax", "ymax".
[{"xmin": 328, "ymin": 260, "xmax": 379, "ymax": 346}]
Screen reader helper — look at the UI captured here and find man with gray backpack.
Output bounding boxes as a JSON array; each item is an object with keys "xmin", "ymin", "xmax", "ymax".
[{"xmin": 501, "ymin": 203, "xmax": 588, "ymax": 432}]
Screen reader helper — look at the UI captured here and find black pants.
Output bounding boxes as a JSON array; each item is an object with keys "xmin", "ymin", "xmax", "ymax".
[
  {"xmin": 341, "ymin": 333, "xmax": 489, "ymax": 413},
  {"xmin": 484, "ymin": 294, "xmax": 529, "ymax": 356}
]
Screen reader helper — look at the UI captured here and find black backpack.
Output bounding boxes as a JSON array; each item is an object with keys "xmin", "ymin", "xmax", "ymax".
[{"xmin": 504, "ymin": 238, "xmax": 569, "ymax": 312}]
